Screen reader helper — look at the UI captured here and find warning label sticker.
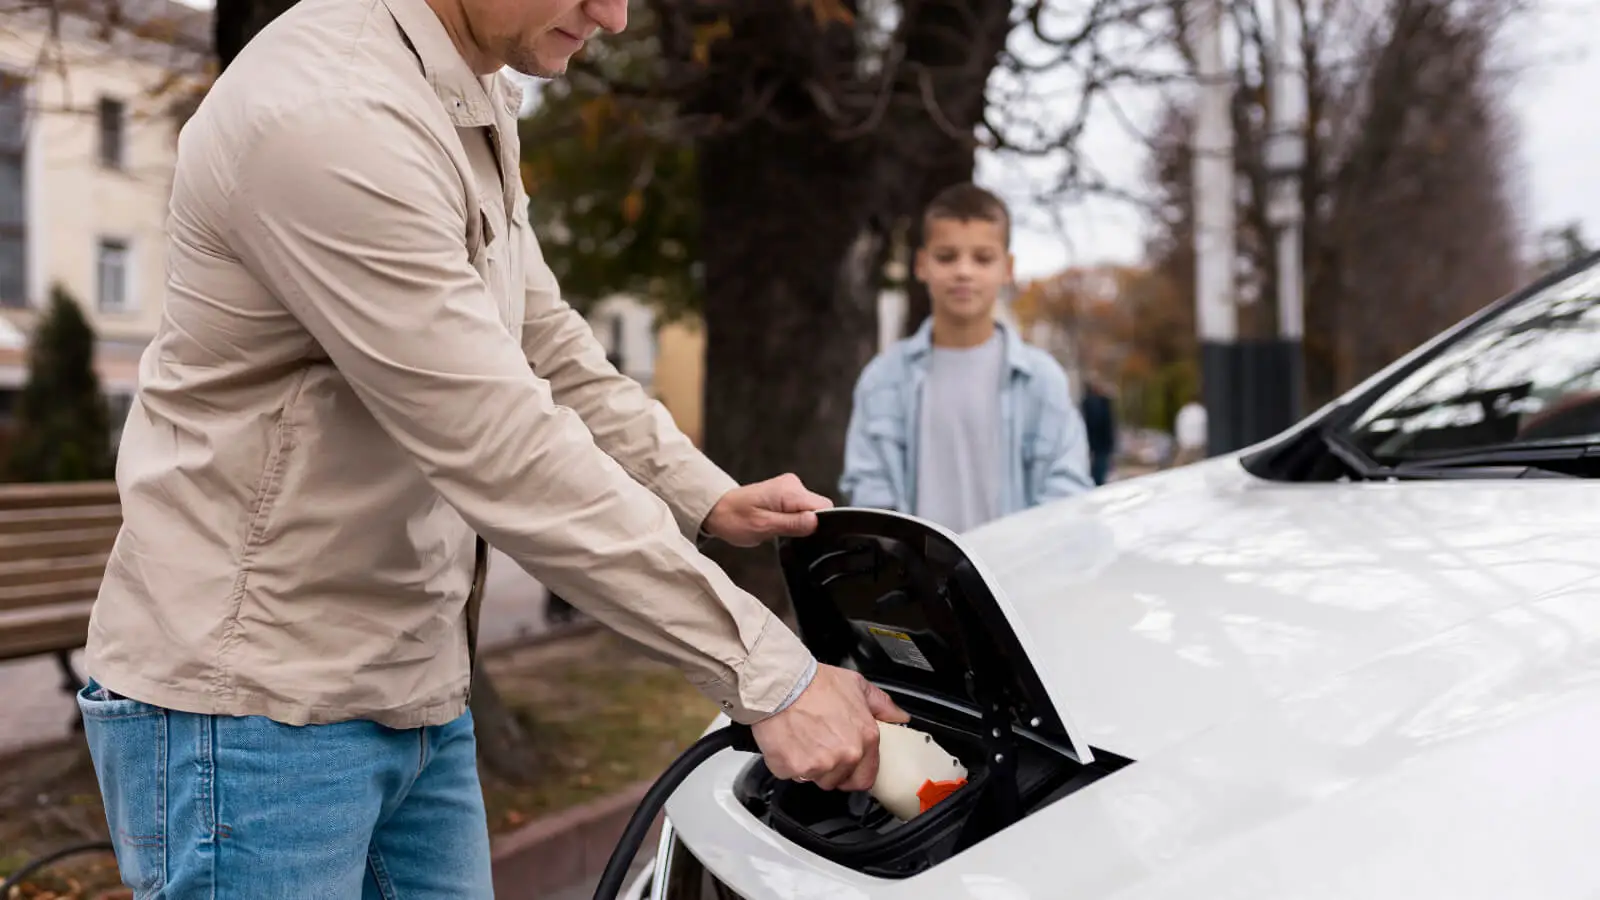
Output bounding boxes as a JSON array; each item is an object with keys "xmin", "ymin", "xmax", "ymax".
[{"xmin": 867, "ymin": 625, "xmax": 934, "ymax": 672}]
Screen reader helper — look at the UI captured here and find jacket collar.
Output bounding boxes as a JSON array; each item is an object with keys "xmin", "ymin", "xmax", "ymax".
[
  {"xmin": 381, "ymin": 0, "xmax": 518, "ymax": 127},
  {"xmin": 904, "ymin": 315, "xmax": 1035, "ymax": 378}
]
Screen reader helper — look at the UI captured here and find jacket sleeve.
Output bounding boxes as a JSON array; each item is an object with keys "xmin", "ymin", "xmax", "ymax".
[
  {"xmin": 1033, "ymin": 358, "xmax": 1096, "ymax": 503},
  {"xmin": 515, "ymin": 197, "xmax": 737, "ymax": 541},
  {"xmin": 227, "ymin": 98, "xmax": 812, "ymax": 725},
  {"xmin": 838, "ymin": 358, "xmax": 901, "ymax": 509}
]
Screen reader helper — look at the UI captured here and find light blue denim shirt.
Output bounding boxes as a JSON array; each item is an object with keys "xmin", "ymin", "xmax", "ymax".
[{"xmin": 839, "ymin": 318, "xmax": 1095, "ymax": 521}]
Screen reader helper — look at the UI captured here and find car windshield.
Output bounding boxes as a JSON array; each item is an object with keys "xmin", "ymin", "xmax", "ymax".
[{"xmin": 1343, "ymin": 259, "xmax": 1600, "ymax": 464}]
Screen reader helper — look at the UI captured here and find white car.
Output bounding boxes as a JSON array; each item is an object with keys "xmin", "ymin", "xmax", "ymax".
[{"xmin": 626, "ymin": 254, "xmax": 1600, "ymax": 899}]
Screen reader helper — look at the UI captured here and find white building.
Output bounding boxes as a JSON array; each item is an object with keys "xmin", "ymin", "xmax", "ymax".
[{"xmin": 0, "ymin": 0, "xmax": 210, "ymax": 437}]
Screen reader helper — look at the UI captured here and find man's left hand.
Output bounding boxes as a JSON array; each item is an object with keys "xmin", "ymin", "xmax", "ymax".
[{"xmin": 703, "ymin": 473, "xmax": 834, "ymax": 547}]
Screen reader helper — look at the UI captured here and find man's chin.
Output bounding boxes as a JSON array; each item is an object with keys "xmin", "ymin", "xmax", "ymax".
[{"xmin": 507, "ymin": 54, "xmax": 569, "ymax": 79}]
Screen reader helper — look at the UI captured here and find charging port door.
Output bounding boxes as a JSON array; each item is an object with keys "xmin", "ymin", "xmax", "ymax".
[{"xmin": 775, "ymin": 507, "xmax": 1093, "ymax": 771}]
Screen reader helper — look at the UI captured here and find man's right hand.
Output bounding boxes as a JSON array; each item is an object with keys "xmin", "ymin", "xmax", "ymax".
[{"xmin": 751, "ymin": 663, "xmax": 910, "ymax": 792}]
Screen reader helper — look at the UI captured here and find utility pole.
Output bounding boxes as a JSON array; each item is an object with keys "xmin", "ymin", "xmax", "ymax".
[
  {"xmin": 1265, "ymin": 0, "xmax": 1306, "ymax": 427},
  {"xmin": 1192, "ymin": 0, "xmax": 1239, "ymax": 455}
]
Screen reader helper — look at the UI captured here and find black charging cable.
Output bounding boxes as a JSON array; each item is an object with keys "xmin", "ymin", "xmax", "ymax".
[
  {"xmin": 591, "ymin": 721, "xmax": 759, "ymax": 900},
  {"xmin": 0, "ymin": 840, "xmax": 116, "ymax": 894}
]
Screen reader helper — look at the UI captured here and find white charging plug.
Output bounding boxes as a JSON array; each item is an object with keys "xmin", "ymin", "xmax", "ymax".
[{"xmin": 869, "ymin": 721, "xmax": 969, "ymax": 821}]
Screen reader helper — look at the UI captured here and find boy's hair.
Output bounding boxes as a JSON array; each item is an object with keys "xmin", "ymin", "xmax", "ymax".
[{"xmin": 921, "ymin": 182, "xmax": 1011, "ymax": 249}]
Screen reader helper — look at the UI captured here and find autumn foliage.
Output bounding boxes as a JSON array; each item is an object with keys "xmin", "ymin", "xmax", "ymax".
[{"xmin": 1013, "ymin": 265, "xmax": 1198, "ymax": 431}]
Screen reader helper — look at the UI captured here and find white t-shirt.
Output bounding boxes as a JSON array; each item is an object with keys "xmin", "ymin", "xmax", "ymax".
[{"xmin": 915, "ymin": 334, "xmax": 1006, "ymax": 533}]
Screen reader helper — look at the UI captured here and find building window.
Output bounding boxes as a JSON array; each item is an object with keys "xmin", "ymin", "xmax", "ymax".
[
  {"xmin": 0, "ymin": 71, "xmax": 26, "ymax": 309},
  {"xmin": 97, "ymin": 238, "xmax": 131, "ymax": 312},
  {"xmin": 98, "ymin": 96, "xmax": 124, "ymax": 169}
]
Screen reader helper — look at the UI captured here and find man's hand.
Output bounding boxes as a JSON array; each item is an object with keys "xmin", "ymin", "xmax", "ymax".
[
  {"xmin": 703, "ymin": 473, "xmax": 833, "ymax": 547},
  {"xmin": 751, "ymin": 664, "xmax": 910, "ymax": 792}
]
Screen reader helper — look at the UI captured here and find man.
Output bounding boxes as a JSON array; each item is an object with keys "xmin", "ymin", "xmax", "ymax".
[
  {"xmin": 76, "ymin": 0, "xmax": 906, "ymax": 895},
  {"xmin": 839, "ymin": 183, "xmax": 1094, "ymax": 532}
]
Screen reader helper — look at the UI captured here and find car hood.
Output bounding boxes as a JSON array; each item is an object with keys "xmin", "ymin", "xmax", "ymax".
[
  {"xmin": 661, "ymin": 461, "xmax": 1600, "ymax": 899},
  {"xmin": 963, "ymin": 457, "xmax": 1600, "ymax": 763}
]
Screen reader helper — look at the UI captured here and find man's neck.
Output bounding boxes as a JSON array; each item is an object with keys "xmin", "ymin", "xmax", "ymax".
[
  {"xmin": 424, "ymin": 0, "xmax": 501, "ymax": 74},
  {"xmin": 931, "ymin": 315, "xmax": 997, "ymax": 349}
]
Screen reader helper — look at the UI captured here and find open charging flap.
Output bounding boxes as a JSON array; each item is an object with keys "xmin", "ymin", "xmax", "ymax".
[{"xmin": 732, "ymin": 508, "xmax": 1132, "ymax": 879}]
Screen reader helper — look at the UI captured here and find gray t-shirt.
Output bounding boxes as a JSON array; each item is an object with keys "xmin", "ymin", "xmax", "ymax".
[{"xmin": 914, "ymin": 333, "xmax": 1006, "ymax": 533}]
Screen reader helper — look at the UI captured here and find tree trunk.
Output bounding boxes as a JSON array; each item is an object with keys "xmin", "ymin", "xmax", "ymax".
[
  {"xmin": 212, "ymin": 0, "xmax": 543, "ymax": 783},
  {"xmin": 695, "ymin": 122, "xmax": 882, "ymax": 615},
  {"xmin": 469, "ymin": 662, "xmax": 542, "ymax": 784},
  {"xmin": 686, "ymin": 0, "xmax": 1011, "ymax": 609},
  {"xmin": 891, "ymin": 0, "xmax": 1012, "ymax": 338}
]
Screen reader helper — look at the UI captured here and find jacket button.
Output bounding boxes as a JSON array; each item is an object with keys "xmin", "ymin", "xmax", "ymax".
[{"xmin": 720, "ymin": 700, "xmax": 733, "ymax": 709}]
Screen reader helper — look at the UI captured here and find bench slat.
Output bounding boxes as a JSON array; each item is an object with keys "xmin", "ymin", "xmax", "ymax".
[
  {"xmin": 0, "ymin": 528, "xmax": 120, "ymax": 563},
  {"xmin": 0, "ymin": 601, "xmax": 94, "ymax": 662},
  {"xmin": 0, "ymin": 555, "xmax": 111, "ymax": 589},
  {"xmin": 0, "ymin": 482, "xmax": 119, "ymax": 511},
  {"xmin": 0, "ymin": 576, "xmax": 102, "ymax": 613},
  {"xmin": 0, "ymin": 504, "xmax": 122, "ymax": 535}
]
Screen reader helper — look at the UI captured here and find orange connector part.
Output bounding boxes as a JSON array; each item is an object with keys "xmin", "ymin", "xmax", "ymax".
[{"xmin": 916, "ymin": 778, "xmax": 968, "ymax": 814}]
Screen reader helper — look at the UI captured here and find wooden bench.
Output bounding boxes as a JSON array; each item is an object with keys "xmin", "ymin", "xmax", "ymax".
[{"xmin": 0, "ymin": 481, "xmax": 120, "ymax": 695}]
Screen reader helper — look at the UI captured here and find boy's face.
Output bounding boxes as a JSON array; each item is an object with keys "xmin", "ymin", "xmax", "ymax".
[{"xmin": 914, "ymin": 216, "xmax": 1014, "ymax": 324}]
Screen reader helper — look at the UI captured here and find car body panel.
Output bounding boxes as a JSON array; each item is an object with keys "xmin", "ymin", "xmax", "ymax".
[
  {"xmin": 658, "ymin": 458, "xmax": 1600, "ymax": 899},
  {"xmin": 965, "ymin": 457, "xmax": 1600, "ymax": 762}
]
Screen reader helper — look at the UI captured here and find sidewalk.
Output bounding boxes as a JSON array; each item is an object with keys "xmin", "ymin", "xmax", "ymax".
[{"xmin": 0, "ymin": 548, "xmax": 550, "ymax": 756}]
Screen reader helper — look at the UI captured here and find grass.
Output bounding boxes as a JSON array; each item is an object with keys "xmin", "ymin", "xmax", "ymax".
[
  {"xmin": 477, "ymin": 628, "xmax": 721, "ymax": 832},
  {"xmin": 0, "ymin": 628, "xmax": 719, "ymax": 897}
]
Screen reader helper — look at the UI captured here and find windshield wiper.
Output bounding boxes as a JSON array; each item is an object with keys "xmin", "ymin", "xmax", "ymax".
[
  {"xmin": 1322, "ymin": 432, "xmax": 1586, "ymax": 480},
  {"xmin": 1384, "ymin": 439, "xmax": 1597, "ymax": 478}
]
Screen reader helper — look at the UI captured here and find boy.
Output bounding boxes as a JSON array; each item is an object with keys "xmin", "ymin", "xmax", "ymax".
[{"xmin": 840, "ymin": 183, "xmax": 1094, "ymax": 532}]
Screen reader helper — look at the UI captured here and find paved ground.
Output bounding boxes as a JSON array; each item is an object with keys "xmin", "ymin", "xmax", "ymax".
[
  {"xmin": 545, "ymin": 863, "xmax": 649, "ymax": 900},
  {"xmin": 0, "ymin": 549, "xmax": 550, "ymax": 756}
]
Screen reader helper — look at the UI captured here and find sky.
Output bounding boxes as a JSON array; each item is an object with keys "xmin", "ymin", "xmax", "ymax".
[
  {"xmin": 178, "ymin": 0, "xmax": 1600, "ymax": 284},
  {"xmin": 991, "ymin": 0, "xmax": 1600, "ymax": 280}
]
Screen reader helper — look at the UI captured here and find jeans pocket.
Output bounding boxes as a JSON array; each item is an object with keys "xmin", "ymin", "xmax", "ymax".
[{"xmin": 78, "ymin": 679, "xmax": 167, "ymax": 897}]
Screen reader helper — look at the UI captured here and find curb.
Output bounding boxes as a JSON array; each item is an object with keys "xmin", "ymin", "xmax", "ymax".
[{"xmin": 490, "ymin": 779, "xmax": 658, "ymax": 898}]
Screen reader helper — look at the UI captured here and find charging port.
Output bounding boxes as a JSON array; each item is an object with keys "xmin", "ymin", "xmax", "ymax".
[
  {"xmin": 748, "ymin": 508, "xmax": 1138, "ymax": 879},
  {"xmin": 733, "ymin": 701, "xmax": 1130, "ymax": 879}
]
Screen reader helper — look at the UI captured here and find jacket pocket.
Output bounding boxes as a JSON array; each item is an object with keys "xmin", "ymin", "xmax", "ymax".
[{"xmin": 77, "ymin": 681, "xmax": 168, "ymax": 897}]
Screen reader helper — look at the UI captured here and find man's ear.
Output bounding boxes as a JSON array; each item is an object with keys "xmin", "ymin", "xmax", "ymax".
[
  {"xmin": 1004, "ymin": 251, "xmax": 1016, "ymax": 284},
  {"xmin": 913, "ymin": 247, "xmax": 930, "ymax": 284}
]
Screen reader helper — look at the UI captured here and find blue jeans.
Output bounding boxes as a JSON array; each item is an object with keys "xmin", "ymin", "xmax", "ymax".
[{"xmin": 77, "ymin": 679, "xmax": 494, "ymax": 899}]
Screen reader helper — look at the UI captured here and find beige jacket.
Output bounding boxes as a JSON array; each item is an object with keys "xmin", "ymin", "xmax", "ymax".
[{"xmin": 84, "ymin": 0, "xmax": 815, "ymax": 728}]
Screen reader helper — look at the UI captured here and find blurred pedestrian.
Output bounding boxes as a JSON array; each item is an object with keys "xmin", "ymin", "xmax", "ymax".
[
  {"xmin": 1080, "ymin": 376, "xmax": 1117, "ymax": 485},
  {"xmin": 1173, "ymin": 400, "xmax": 1209, "ymax": 465},
  {"xmin": 839, "ymin": 182, "xmax": 1094, "ymax": 532}
]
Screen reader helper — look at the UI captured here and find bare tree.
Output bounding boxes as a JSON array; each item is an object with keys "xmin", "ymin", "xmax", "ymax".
[
  {"xmin": 1, "ymin": 0, "xmax": 210, "ymax": 125},
  {"xmin": 1143, "ymin": 0, "xmax": 1525, "ymax": 407}
]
